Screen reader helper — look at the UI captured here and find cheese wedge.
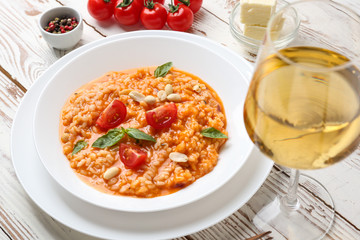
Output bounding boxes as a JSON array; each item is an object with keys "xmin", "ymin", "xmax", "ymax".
[
  {"xmin": 243, "ymin": 16, "xmax": 284, "ymax": 40},
  {"xmin": 240, "ymin": 0, "xmax": 277, "ymax": 26},
  {"xmin": 243, "ymin": 24, "xmax": 267, "ymax": 40}
]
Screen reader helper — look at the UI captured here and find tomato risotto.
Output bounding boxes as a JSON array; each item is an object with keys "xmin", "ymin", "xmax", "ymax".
[{"xmin": 60, "ymin": 64, "xmax": 227, "ymax": 198}]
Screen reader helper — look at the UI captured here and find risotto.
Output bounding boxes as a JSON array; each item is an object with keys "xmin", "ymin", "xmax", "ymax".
[{"xmin": 60, "ymin": 64, "xmax": 227, "ymax": 198}]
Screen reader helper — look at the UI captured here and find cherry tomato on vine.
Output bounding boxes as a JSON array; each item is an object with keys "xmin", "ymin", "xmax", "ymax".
[
  {"xmin": 120, "ymin": 143, "xmax": 147, "ymax": 169},
  {"xmin": 174, "ymin": 0, "xmax": 203, "ymax": 13},
  {"xmin": 88, "ymin": 0, "xmax": 117, "ymax": 21},
  {"xmin": 146, "ymin": 103, "xmax": 177, "ymax": 129},
  {"xmin": 133, "ymin": 0, "xmax": 145, "ymax": 8},
  {"xmin": 134, "ymin": 0, "xmax": 164, "ymax": 8},
  {"xmin": 154, "ymin": 0, "xmax": 165, "ymax": 4},
  {"xmin": 114, "ymin": 0, "xmax": 143, "ymax": 26},
  {"xmin": 140, "ymin": 0, "xmax": 167, "ymax": 29},
  {"xmin": 96, "ymin": 99, "xmax": 127, "ymax": 129},
  {"xmin": 167, "ymin": 4, "xmax": 193, "ymax": 32}
]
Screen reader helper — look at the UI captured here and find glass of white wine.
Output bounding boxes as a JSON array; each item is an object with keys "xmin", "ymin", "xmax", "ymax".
[{"xmin": 243, "ymin": 0, "xmax": 360, "ymax": 239}]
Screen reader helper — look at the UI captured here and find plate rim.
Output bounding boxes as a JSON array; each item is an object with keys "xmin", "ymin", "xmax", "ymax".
[
  {"xmin": 11, "ymin": 31, "xmax": 273, "ymax": 239},
  {"xmin": 32, "ymin": 31, "xmax": 255, "ymax": 212}
]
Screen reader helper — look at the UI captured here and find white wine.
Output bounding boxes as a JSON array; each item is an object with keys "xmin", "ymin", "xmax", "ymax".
[{"xmin": 244, "ymin": 46, "xmax": 360, "ymax": 169}]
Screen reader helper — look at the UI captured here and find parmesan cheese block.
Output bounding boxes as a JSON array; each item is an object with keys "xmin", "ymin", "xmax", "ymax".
[
  {"xmin": 240, "ymin": 0, "xmax": 277, "ymax": 26},
  {"xmin": 243, "ymin": 24, "xmax": 268, "ymax": 40},
  {"xmin": 243, "ymin": 16, "xmax": 284, "ymax": 40},
  {"xmin": 243, "ymin": 24, "xmax": 280, "ymax": 40}
]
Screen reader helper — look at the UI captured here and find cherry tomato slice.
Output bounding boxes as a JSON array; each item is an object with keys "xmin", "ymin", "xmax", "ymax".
[
  {"xmin": 120, "ymin": 143, "xmax": 147, "ymax": 168},
  {"xmin": 96, "ymin": 99, "xmax": 127, "ymax": 129},
  {"xmin": 145, "ymin": 103, "xmax": 177, "ymax": 129}
]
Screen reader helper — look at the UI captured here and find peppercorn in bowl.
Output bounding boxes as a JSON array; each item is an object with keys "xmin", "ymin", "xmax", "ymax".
[
  {"xmin": 38, "ymin": 6, "xmax": 83, "ymax": 50},
  {"xmin": 33, "ymin": 33, "xmax": 254, "ymax": 212}
]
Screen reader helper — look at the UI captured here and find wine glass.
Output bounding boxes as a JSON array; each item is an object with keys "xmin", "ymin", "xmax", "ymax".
[{"xmin": 243, "ymin": 0, "xmax": 360, "ymax": 239}]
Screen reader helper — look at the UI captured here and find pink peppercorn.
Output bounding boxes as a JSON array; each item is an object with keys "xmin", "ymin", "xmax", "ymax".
[{"xmin": 44, "ymin": 16, "xmax": 78, "ymax": 34}]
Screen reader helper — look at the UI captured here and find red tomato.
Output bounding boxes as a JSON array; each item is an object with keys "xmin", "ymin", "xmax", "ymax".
[
  {"xmin": 174, "ymin": 0, "xmax": 202, "ymax": 13},
  {"xmin": 87, "ymin": 0, "xmax": 116, "ymax": 21},
  {"xmin": 141, "ymin": 1, "xmax": 168, "ymax": 30},
  {"xmin": 167, "ymin": 4, "xmax": 194, "ymax": 32},
  {"xmin": 96, "ymin": 99, "xmax": 127, "ymax": 129},
  {"xmin": 120, "ymin": 143, "xmax": 147, "ymax": 168},
  {"xmin": 154, "ymin": 0, "xmax": 165, "ymax": 4},
  {"xmin": 114, "ymin": 0, "xmax": 142, "ymax": 26},
  {"xmin": 146, "ymin": 103, "xmax": 177, "ymax": 129},
  {"xmin": 133, "ymin": 0, "xmax": 145, "ymax": 8},
  {"xmin": 136, "ymin": 0, "xmax": 164, "ymax": 6}
]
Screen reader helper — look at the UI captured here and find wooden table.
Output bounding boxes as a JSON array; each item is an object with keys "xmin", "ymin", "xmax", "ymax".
[{"xmin": 1, "ymin": 0, "xmax": 360, "ymax": 239}]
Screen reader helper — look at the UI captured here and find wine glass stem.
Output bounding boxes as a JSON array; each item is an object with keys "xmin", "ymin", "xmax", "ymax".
[{"xmin": 282, "ymin": 168, "xmax": 300, "ymax": 211}]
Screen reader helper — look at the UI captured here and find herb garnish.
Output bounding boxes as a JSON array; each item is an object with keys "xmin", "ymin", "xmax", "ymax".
[
  {"xmin": 92, "ymin": 127, "xmax": 155, "ymax": 149},
  {"xmin": 92, "ymin": 128, "xmax": 125, "ymax": 148},
  {"xmin": 124, "ymin": 127, "xmax": 156, "ymax": 142},
  {"xmin": 154, "ymin": 62, "xmax": 173, "ymax": 78},
  {"xmin": 200, "ymin": 127, "xmax": 228, "ymax": 139},
  {"xmin": 72, "ymin": 140, "xmax": 88, "ymax": 155}
]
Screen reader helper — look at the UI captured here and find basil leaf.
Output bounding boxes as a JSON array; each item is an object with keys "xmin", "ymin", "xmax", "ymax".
[
  {"xmin": 126, "ymin": 128, "xmax": 156, "ymax": 142},
  {"xmin": 103, "ymin": 0, "xmax": 111, "ymax": 2},
  {"xmin": 92, "ymin": 128, "xmax": 125, "ymax": 148},
  {"xmin": 201, "ymin": 127, "xmax": 228, "ymax": 139},
  {"xmin": 154, "ymin": 62, "xmax": 173, "ymax": 78},
  {"xmin": 72, "ymin": 140, "xmax": 88, "ymax": 155}
]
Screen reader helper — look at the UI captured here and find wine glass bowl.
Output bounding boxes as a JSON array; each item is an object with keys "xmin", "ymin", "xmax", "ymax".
[
  {"xmin": 243, "ymin": 0, "xmax": 360, "ymax": 239},
  {"xmin": 245, "ymin": 46, "xmax": 360, "ymax": 170}
]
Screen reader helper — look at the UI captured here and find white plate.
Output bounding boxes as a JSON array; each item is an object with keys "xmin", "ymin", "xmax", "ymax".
[
  {"xmin": 11, "ymin": 31, "xmax": 273, "ymax": 240},
  {"xmin": 33, "ymin": 31, "xmax": 255, "ymax": 212}
]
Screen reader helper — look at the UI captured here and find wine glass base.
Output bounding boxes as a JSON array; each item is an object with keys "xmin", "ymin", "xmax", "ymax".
[{"xmin": 245, "ymin": 169, "xmax": 335, "ymax": 240}]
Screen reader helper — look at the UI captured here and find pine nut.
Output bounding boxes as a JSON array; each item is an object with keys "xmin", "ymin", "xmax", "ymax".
[
  {"xmin": 144, "ymin": 95, "xmax": 156, "ymax": 105},
  {"xmin": 103, "ymin": 167, "xmax": 120, "ymax": 180},
  {"xmin": 167, "ymin": 93, "xmax": 181, "ymax": 102},
  {"xmin": 129, "ymin": 91, "xmax": 145, "ymax": 102},
  {"xmin": 193, "ymin": 85, "xmax": 201, "ymax": 93},
  {"xmin": 165, "ymin": 84, "xmax": 173, "ymax": 95},
  {"xmin": 157, "ymin": 90, "xmax": 167, "ymax": 101},
  {"xmin": 169, "ymin": 152, "xmax": 188, "ymax": 162}
]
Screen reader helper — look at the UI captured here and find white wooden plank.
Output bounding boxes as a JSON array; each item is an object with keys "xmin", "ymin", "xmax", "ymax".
[
  {"xmin": 0, "ymin": 0, "xmax": 59, "ymax": 89},
  {"xmin": 0, "ymin": 71, "xmax": 72, "ymax": 240},
  {"xmin": 0, "ymin": 0, "xmax": 360, "ymax": 239},
  {"xmin": 0, "ymin": 0, "xmax": 105, "ymax": 237},
  {"xmin": 304, "ymin": 157, "xmax": 360, "ymax": 226},
  {"xmin": 175, "ymin": 169, "xmax": 360, "ymax": 240},
  {"xmin": 0, "ymin": 0, "xmax": 103, "ymax": 88},
  {"xmin": 0, "ymin": 231, "xmax": 10, "ymax": 240}
]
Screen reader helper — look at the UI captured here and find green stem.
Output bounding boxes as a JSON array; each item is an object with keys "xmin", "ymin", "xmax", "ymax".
[{"xmin": 117, "ymin": 0, "xmax": 133, "ymax": 8}]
